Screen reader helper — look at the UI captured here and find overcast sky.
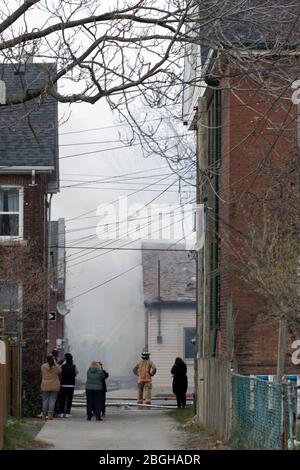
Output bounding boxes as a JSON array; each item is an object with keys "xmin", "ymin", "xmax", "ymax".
[{"xmin": 51, "ymin": 97, "xmax": 195, "ymax": 381}]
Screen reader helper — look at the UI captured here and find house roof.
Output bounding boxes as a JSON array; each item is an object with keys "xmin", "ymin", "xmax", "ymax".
[
  {"xmin": 0, "ymin": 63, "xmax": 59, "ymax": 189},
  {"xmin": 142, "ymin": 241, "xmax": 196, "ymax": 305},
  {"xmin": 199, "ymin": 0, "xmax": 299, "ymax": 65},
  {"xmin": 184, "ymin": 1, "xmax": 299, "ymax": 129}
]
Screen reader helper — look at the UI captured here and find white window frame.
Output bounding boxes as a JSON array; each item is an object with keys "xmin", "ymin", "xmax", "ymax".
[
  {"xmin": 183, "ymin": 326, "xmax": 196, "ymax": 363},
  {"xmin": 0, "ymin": 282, "xmax": 22, "ymax": 337},
  {"xmin": 0, "ymin": 185, "xmax": 24, "ymax": 240}
]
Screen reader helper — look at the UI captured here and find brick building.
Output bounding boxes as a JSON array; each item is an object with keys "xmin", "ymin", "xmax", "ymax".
[
  {"xmin": 198, "ymin": 64, "xmax": 299, "ymax": 376},
  {"xmin": 0, "ymin": 63, "xmax": 59, "ymax": 414},
  {"xmin": 49, "ymin": 218, "xmax": 68, "ymax": 359},
  {"xmin": 183, "ymin": 4, "xmax": 300, "ymax": 379},
  {"xmin": 142, "ymin": 241, "xmax": 196, "ymax": 393}
]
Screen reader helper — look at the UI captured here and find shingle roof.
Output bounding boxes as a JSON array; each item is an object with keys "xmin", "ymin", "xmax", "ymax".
[
  {"xmin": 0, "ymin": 63, "xmax": 58, "ymax": 169},
  {"xmin": 199, "ymin": 0, "xmax": 299, "ymax": 64},
  {"xmin": 142, "ymin": 242, "xmax": 196, "ymax": 303}
]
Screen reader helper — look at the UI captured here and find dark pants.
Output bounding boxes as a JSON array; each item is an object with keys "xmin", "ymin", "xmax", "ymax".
[
  {"xmin": 54, "ymin": 391, "xmax": 61, "ymax": 414},
  {"xmin": 59, "ymin": 387, "xmax": 74, "ymax": 414},
  {"xmin": 175, "ymin": 391, "xmax": 186, "ymax": 409},
  {"xmin": 86, "ymin": 389, "xmax": 103, "ymax": 419},
  {"xmin": 101, "ymin": 392, "xmax": 106, "ymax": 416}
]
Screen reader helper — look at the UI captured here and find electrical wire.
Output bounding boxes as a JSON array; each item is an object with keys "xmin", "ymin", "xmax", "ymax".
[
  {"xmin": 66, "ymin": 232, "xmax": 194, "ymax": 302},
  {"xmin": 65, "ymin": 166, "xmax": 194, "ymax": 261}
]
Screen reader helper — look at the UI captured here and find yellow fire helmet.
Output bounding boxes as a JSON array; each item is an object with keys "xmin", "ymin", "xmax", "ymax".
[{"xmin": 141, "ymin": 351, "xmax": 150, "ymax": 359}]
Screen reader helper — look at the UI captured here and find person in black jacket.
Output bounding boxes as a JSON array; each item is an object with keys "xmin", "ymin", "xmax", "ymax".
[
  {"xmin": 98, "ymin": 362, "xmax": 109, "ymax": 417},
  {"xmin": 171, "ymin": 357, "xmax": 188, "ymax": 409},
  {"xmin": 58, "ymin": 353, "xmax": 78, "ymax": 418}
]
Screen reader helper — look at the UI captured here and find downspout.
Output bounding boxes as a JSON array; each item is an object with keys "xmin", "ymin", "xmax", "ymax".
[
  {"xmin": 46, "ymin": 194, "xmax": 53, "ymax": 353},
  {"xmin": 157, "ymin": 259, "xmax": 162, "ymax": 344},
  {"xmin": 145, "ymin": 307, "xmax": 149, "ymax": 351},
  {"xmin": 212, "ymin": 89, "xmax": 220, "ymax": 356}
]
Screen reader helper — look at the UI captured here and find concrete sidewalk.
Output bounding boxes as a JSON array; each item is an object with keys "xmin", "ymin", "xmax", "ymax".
[{"xmin": 36, "ymin": 407, "xmax": 188, "ymax": 450}]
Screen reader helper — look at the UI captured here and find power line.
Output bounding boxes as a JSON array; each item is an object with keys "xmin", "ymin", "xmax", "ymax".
[
  {"xmin": 66, "ymin": 234, "xmax": 194, "ymax": 302},
  {"xmin": 65, "ymin": 166, "xmax": 195, "ymax": 259},
  {"xmin": 66, "ymin": 208, "xmax": 195, "ymax": 235},
  {"xmin": 60, "ymin": 186, "xmax": 183, "ymax": 192},
  {"xmin": 65, "ymin": 168, "xmax": 194, "ymax": 263},
  {"xmin": 54, "ymin": 245, "xmax": 193, "ymax": 252},
  {"xmin": 66, "ymin": 172, "xmax": 177, "ymax": 222},
  {"xmin": 59, "ymin": 117, "xmax": 179, "ymax": 136},
  {"xmin": 67, "ymin": 184, "xmax": 188, "ymax": 266},
  {"xmin": 68, "ymin": 204, "xmax": 195, "ymax": 268},
  {"xmin": 67, "ymin": 263, "xmax": 141, "ymax": 302},
  {"xmin": 65, "ymin": 204, "xmax": 195, "ymax": 249},
  {"xmin": 61, "ymin": 165, "xmax": 170, "ymax": 179},
  {"xmin": 60, "ymin": 142, "xmax": 142, "ymax": 159},
  {"xmin": 60, "ymin": 134, "xmax": 189, "ymax": 147}
]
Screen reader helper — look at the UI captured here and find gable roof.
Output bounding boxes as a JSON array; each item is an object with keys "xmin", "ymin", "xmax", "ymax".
[
  {"xmin": 199, "ymin": 0, "xmax": 299, "ymax": 64},
  {"xmin": 0, "ymin": 63, "xmax": 59, "ymax": 189},
  {"xmin": 142, "ymin": 241, "xmax": 196, "ymax": 305}
]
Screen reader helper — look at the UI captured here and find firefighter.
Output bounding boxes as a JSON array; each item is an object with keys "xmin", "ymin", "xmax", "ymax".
[{"xmin": 133, "ymin": 351, "xmax": 157, "ymax": 405}]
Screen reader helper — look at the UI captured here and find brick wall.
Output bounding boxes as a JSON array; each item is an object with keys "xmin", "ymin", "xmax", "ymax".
[
  {"xmin": 205, "ymin": 59, "xmax": 300, "ymax": 375},
  {"xmin": 0, "ymin": 173, "xmax": 49, "ymax": 413}
]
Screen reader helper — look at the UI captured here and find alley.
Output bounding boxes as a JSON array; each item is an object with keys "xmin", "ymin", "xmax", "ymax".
[{"xmin": 36, "ymin": 407, "xmax": 188, "ymax": 450}]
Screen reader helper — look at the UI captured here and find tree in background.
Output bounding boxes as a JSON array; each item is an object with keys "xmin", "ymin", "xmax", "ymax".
[
  {"xmin": 0, "ymin": 242, "xmax": 48, "ymax": 415},
  {"xmin": 236, "ymin": 181, "xmax": 300, "ymax": 380}
]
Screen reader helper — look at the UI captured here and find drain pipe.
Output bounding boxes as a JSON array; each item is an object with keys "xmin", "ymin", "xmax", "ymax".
[
  {"xmin": 157, "ymin": 259, "xmax": 162, "ymax": 344},
  {"xmin": 46, "ymin": 193, "xmax": 53, "ymax": 354},
  {"xmin": 212, "ymin": 89, "xmax": 220, "ymax": 356}
]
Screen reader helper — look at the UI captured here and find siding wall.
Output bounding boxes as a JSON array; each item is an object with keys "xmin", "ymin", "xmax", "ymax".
[{"xmin": 148, "ymin": 307, "xmax": 195, "ymax": 393}]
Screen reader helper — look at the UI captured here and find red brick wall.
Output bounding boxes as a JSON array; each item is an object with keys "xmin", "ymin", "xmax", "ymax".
[
  {"xmin": 0, "ymin": 174, "xmax": 47, "ymax": 246},
  {"xmin": 0, "ymin": 173, "xmax": 49, "ymax": 412},
  {"xmin": 205, "ymin": 60, "xmax": 299, "ymax": 375}
]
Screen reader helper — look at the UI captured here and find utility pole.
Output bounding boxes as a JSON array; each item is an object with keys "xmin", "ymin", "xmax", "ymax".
[
  {"xmin": 196, "ymin": 97, "xmax": 208, "ymax": 358},
  {"xmin": 194, "ymin": 97, "xmax": 207, "ymax": 422},
  {"xmin": 277, "ymin": 317, "xmax": 287, "ymax": 383}
]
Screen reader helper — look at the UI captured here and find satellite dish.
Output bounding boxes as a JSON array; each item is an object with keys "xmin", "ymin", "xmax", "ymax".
[{"xmin": 56, "ymin": 301, "xmax": 70, "ymax": 317}]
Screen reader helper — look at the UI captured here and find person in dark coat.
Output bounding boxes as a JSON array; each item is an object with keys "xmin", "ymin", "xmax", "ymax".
[
  {"xmin": 171, "ymin": 357, "xmax": 188, "ymax": 409},
  {"xmin": 98, "ymin": 362, "xmax": 109, "ymax": 417},
  {"xmin": 86, "ymin": 361, "xmax": 105, "ymax": 421},
  {"xmin": 58, "ymin": 353, "xmax": 78, "ymax": 417}
]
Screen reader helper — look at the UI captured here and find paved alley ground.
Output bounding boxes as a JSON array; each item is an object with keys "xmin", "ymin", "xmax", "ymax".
[{"xmin": 36, "ymin": 407, "xmax": 189, "ymax": 450}]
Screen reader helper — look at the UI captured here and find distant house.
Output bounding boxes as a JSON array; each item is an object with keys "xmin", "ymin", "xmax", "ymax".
[
  {"xmin": 49, "ymin": 218, "xmax": 68, "ymax": 358},
  {"xmin": 0, "ymin": 63, "xmax": 59, "ymax": 415},
  {"xmin": 142, "ymin": 241, "xmax": 196, "ymax": 394}
]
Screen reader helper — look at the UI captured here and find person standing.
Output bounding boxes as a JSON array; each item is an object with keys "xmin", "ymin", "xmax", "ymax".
[
  {"xmin": 133, "ymin": 351, "xmax": 156, "ymax": 406},
  {"xmin": 98, "ymin": 362, "xmax": 109, "ymax": 418},
  {"xmin": 58, "ymin": 353, "xmax": 78, "ymax": 418},
  {"xmin": 40, "ymin": 354, "xmax": 61, "ymax": 419},
  {"xmin": 171, "ymin": 357, "xmax": 188, "ymax": 409},
  {"xmin": 51, "ymin": 348, "xmax": 62, "ymax": 415},
  {"xmin": 86, "ymin": 361, "xmax": 105, "ymax": 421}
]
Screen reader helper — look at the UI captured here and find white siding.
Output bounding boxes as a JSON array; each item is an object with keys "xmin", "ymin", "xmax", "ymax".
[{"xmin": 148, "ymin": 307, "xmax": 195, "ymax": 394}]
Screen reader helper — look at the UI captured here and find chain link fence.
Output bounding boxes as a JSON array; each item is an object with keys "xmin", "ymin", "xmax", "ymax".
[{"xmin": 231, "ymin": 373, "xmax": 297, "ymax": 450}]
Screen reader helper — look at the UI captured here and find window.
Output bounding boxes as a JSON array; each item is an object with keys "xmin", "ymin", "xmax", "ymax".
[
  {"xmin": 0, "ymin": 283, "xmax": 21, "ymax": 335},
  {"xmin": 0, "ymin": 186, "xmax": 23, "ymax": 238},
  {"xmin": 184, "ymin": 327, "xmax": 196, "ymax": 360}
]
